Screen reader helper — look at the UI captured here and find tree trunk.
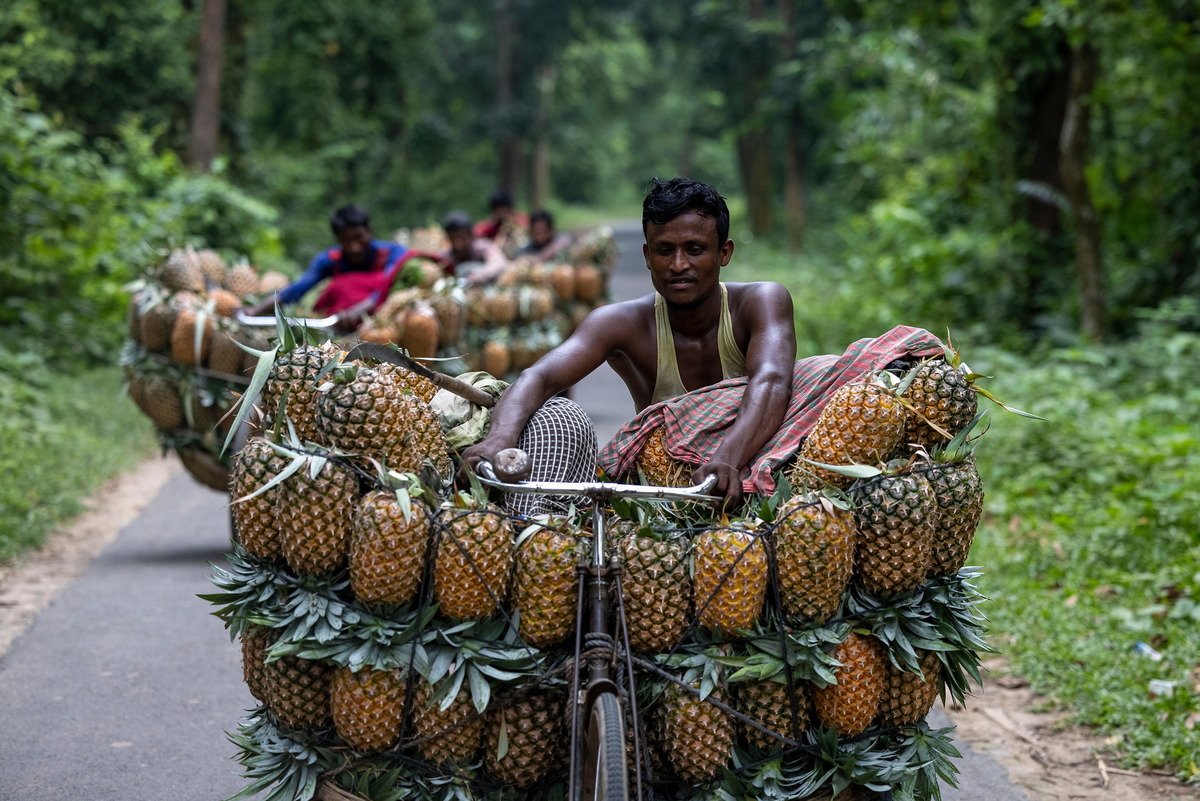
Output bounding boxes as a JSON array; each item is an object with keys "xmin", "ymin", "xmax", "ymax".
[
  {"xmin": 187, "ymin": 0, "xmax": 227, "ymax": 172},
  {"xmin": 737, "ymin": 0, "xmax": 772, "ymax": 237},
  {"xmin": 530, "ymin": 65, "xmax": 556, "ymax": 211},
  {"xmin": 495, "ymin": 0, "xmax": 521, "ymax": 195},
  {"xmin": 1058, "ymin": 43, "xmax": 1105, "ymax": 342},
  {"xmin": 779, "ymin": 0, "xmax": 805, "ymax": 251}
]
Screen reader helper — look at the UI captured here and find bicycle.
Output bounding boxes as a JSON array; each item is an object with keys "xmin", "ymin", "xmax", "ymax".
[{"xmin": 475, "ymin": 450, "xmax": 719, "ymax": 801}]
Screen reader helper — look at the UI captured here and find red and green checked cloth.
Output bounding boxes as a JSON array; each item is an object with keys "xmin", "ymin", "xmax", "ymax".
[{"xmin": 596, "ymin": 325, "xmax": 946, "ymax": 496}]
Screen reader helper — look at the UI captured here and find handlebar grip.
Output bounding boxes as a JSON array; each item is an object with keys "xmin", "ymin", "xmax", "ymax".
[{"xmin": 492, "ymin": 448, "xmax": 532, "ymax": 483}]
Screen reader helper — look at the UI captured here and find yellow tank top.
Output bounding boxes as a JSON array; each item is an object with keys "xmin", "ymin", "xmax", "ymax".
[{"xmin": 647, "ymin": 282, "xmax": 747, "ymax": 409}]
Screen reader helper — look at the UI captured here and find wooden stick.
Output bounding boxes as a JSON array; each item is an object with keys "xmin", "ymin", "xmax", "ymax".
[
  {"xmin": 1098, "ymin": 757, "xmax": 1110, "ymax": 788},
  {"xmin": 316, "ymin": 780, "xmax": 369, "ymax": 801},
  {"xmin": 980, "ymin": 707, "xmax": 1054, "ymax": 766},
  {"xmin": 344, "ymin": 342, "xmax": 498, "ymax": 407}
]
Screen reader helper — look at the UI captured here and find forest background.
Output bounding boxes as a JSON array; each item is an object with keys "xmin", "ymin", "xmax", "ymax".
[{"xmin": 1, "ymin": 0, "xmax": 1197, "ymax": 783}]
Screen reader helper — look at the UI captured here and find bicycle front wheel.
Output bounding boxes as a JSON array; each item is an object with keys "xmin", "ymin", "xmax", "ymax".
[{"xmin": 581, "ymin": 691, "xmax": 629, "ymax": 801}]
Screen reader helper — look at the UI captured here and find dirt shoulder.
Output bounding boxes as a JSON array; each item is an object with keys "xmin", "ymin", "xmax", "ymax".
[{"xmin": 1, "ymin": 458, "xmax": 1196, "ymax": 801}]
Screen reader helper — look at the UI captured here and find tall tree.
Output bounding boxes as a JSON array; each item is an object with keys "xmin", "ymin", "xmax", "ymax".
[{"xmin": 188, "ymin": 0, "xmax": 227, "ymax": 171}]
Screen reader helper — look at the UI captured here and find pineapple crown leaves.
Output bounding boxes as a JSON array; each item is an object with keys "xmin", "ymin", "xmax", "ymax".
[
  {"xmin": 876, "ymin": 720, "xmax": 963, "ymax": 801},
  {"xmin": 326, "ymin": 763, "xmax": 439, "ymax": 801},
  {"xmin": 220, "ymin": 342, "xmax": 279, "ymax": 456},
  {"xmin": 729, "ymin": 622, "xmax": 850, "ymax": 687},
  {"xmin": 512, "ymin": 511, "xmax": 584, "ymax": 550},
  {"xmin": 930, "ymin": 409, "xmax": 988, "ymax": 464},
  {"xmin": 223, "ymin": 709, "xmax": 344, "ymax": 801},
  {"xmin": 200, "ymin": 546, "xmax": 295, "ymax": 638},
  {"xmin": 272, "ymin": 603, "xmax": 437, "ymax": 673},
  {"xmin": 655, "ymin": 636, "xmax": 733, "ymax": 700},
  {"xmin": 411, "ymin": 617, "xmax": 546, "ymax": 715},
  {"xmin": 228, "ymin": 439, "xmax": 317, "ymax": 505},
  {"xmin": 845, "ymin": 568, "xmax": 994, "ymax": 705}
]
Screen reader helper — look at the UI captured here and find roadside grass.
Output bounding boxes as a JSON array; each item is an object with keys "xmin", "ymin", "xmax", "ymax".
[{"xmin": 0, "ymin": 361, "xmax": 157, "ymax": 563}]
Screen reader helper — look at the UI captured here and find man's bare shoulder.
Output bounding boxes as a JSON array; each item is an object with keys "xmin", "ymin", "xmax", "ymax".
[
  {"xmin": 725, "ymin": 281, "xmax": 794, "ymax": 311},
  {"xmin": 578, "ymin": 294, "xmax": 655, "ymax": 329}
]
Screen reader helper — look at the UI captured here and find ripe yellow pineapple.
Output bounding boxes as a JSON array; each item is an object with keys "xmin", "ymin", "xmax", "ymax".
[
  {"xmin": 257, "ymin": 270, "xmax": 290, "ymax": 295},
  {"xmin": 206, "ymin": 327, "xmax": 246, "ymax": 376},
  {"xmin": 483, "ymin": 689, "xmax": 564, "ymax": 787},
  {"xmin": 812, "ymin": 631, "xmax": 886, "ymax": 735},
  {"xmin": 693, "ymin": 521, "xmax": 767, "ymax": 634},
  {"xmin": 128, "ymin": 372, "xmax": 184, "ymax": 430},
  {"xmin": 229, "ymin": 437, "xmax": 288, "ymax": 560},
  {"xmin": 139, "ymin": 300, "xmax": 177, "ymax": 354},
  {"xmin": 614, "ymin": 522, "xmax": 691, "ymax": 652},
  {"xmin": 434, "ymin": 491, "xmax": 514, "ymax": 620},
  {"xmin": 277, "ymin": 457, "xmax": 359, "ymax": 575},
  {"xmin": 265, "ymin": 655, "xmax": 333, "ymax": 730},
  {"xmin": 635, "ymin": 427, "xmax": 693, "ymax": 488},
  {"xmin": 349, "ymin": 488, "xmax": 430, "ymax": 608},
  {"xmin": 512, "ymin": 516, "xmax": 582, "ymax": 648},
  {"xmin": 854, "ymin": 466, "xmax": 939, "ymax": 597},
  {"xmin": 790, "ymin": 377, "xmax": 906, "ymax": 490},
  {"xmin": 926, "ymin": 454, "xmax": 984, "ymax": 579},
  {"xmin": 160, "ymin": 247, "xmax": 205, "ymax": 293},
  {"xmin": 169, "ymin": 305, "xmax": 213, "ymax": 366},
  {"xmin": 224, "ymin": 261, "xmax": 260, "ymax": 298},
  {"xmin": 774, "ymin": 495, "xmax": 856, "ymax": 625},
  {"xmin": 195, "ymin": 248, "xmax": 226, "ymax": 285},
  {"xmin": 240, "ymin": 624, "xmax": 274, "ymax": 703},
  {"xmin": 875, "ymin": 649, "xmax": 941, "ymax": 727},
  {"xmin": 331, "ymin": 666, "xmax": 407, "ymax": 752},
  {"xmin": 375, "ymin": 361, "xmax": 439, "ymax": 405}
]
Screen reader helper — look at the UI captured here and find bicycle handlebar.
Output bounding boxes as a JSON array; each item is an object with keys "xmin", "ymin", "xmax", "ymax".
[
  {"xmin": 475, "ymin": 460, "xmax": 720, "ymax": 504},
  {"xmin": 235, "ymin": 311, "xmax": 341, "ymax": 329}
]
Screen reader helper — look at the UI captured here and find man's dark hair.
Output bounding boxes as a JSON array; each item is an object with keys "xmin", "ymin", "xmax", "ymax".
[
  {"xmin": 642, "ymin": 178, "xmax": 730, "ymax": 246},
  {"xmin": 330, "ymin": 204, "xmax": 371, "ymax": 235},
  {"xmin": 488, "ymin": 190, "xmax": 514, "ymax": 211},
  {"xmin": 529, "ymin": 209, "xmax": 554, "ymax": 227},
  {"xmin": 441, "ymin": 211, "xmax": 473, "ymax": 233}
]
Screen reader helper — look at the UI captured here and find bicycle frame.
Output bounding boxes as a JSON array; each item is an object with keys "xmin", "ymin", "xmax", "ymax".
[{"xmin": 476, "ymin": 462, "xmax": 718, "ymax": 801}]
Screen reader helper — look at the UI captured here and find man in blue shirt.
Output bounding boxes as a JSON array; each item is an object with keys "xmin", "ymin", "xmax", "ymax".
[{"xmin": 246, "ymin": 205, "xmax": 408, "ymax": 330}]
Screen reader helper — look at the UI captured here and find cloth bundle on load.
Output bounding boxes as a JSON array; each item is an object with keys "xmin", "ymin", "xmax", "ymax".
[{"xmin": 599, "ymin": 325, "xmax": 945, "ymax": 494}]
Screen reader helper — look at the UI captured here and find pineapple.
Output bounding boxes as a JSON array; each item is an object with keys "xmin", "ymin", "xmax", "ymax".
[
  {"xmin": 128, "ymin": 372, "xmax": 184, "ymax": 430},
  {"xmin": 926, "ymin": 451, "xmax": 984, "ymax": 579},
  {"xmin": 574, "ymin": 265, "xmax": 605, "ymax": 304},
  {"xmin": 170, "ymin": 305, "xmax": 213, "ymax": 367},
  {"xmin": 875, "ymin": 649, "xmax": 941, "ymax": 728},
  {"xmin": 693, "ymin": 521, "xmax": 767, "ymax": 634},
  {"xmin": 240, "ymin": 624, "xmax": 274, "ymax": 703},
  {"xmin": 196, "ymin": 248, "xmax": 226, "ymax": 285},
  {"xmin": 791, "ymin": 376, "xmax": 906, "ymax": 490},
  {"xmin": 349, "ymin": 487, "xmax": 430, "ymax": 608},
  {"xmin": 483, "ymin": 689, "xmax": 564, "ymax": 787},
  {"xmin": 208, "ymin": 287, "xmax": 241, "ymax": 318},
  {"xmin": 265, "ymin": 655, "xmax": 333, "ymax": 730},
  {"xmin": 160, "ymin": 247, "xmax": 204, "ymax": 293},
  {"xmin": 400, "ymin": 301, "xmax": 440, "ymax": 359},
  {"xmin": 434, "ymin": 490, "xmax": 514, "ymax": 620},
  {"xmin": 812, "ymin": 631, "xmax": 886, "ymax": 735},
  {"xmin": 853, "ymin": 465, "xmax": 938, "ymax": 597},
  {"xmin": 901, "ymin": 358, "xmax": 978, "ymax": 449},
  {"xmin": 512, "ymin": 516, "xmax": 582, "ymax": 648},
  {"xmin": 229, "ymin": 437, "xmax": 288, "ymax": 560},
  {"xmin": 375, "ymin": 362, "xmax": 439, "ymax": 405},
  {"xmin": 659, "ymin": 680, "xmax": 734, "ymax": 783},
  {"xmin": 428, "ymin": 290, "xmax": 466, "ymax": 347},
  {"xmin": 139, "ymin": 300, "xmax": 177, "ymax": 354},
  {"xmin": 331, "ymin": 666, "xmax": 407, "ymax": 752},
  {"xmin": 207, "ymin": 327, "xmax": 246, "ymax": 376},
  {"xmin": 635, "ymin": 427, "xmax": 693, "ymax": 488},
  {"xmin": 224, "ymin": 261, "xmax": 260, "ymax": 298},
  {"xmin": 548, "ymin": 263, "xmax": 576, "ymax": 302},
  {"xmin": 261, "ymin": 342, "xmax": 334, "ymax": 444},
  {"xmin": 411, "ymin": 681, "xmax": 482, "ymax": 766},
  {"xmin": 736, "ymin": 677, "xmax": 812, "ymax": 749},
  {"xmin": 481, "ymin": 339, "xmax": 512, "ymax": 378},
  {"xmin": 614, "ymin": 520, "xmax": 691, "ymax": 652},
  {"xmin": 277, "ymin": 456, "xmax": 359, "ymax": 575},
  {"xmin": 257, "ymin": 270, "xmax": 290, "ymax": 295},
  {"xmin": 774, "ymin": 495, "xmax": 856, "ymax": 625}
]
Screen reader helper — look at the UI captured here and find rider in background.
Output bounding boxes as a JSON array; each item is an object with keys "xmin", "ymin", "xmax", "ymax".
[
  {"xmin": 441, "ymin": 211, "xmax": 509, "ymax": 285},
  {"xmin": 244, "ymin": 204, "xmax": 408, "ymax": 331},
  {"xmin": 463, "ymin": 177, "xmax": 797, "ymax": 509},
  {"xmin": 517, "ymin": 209, "xmax": 573, "ymax": 263}
]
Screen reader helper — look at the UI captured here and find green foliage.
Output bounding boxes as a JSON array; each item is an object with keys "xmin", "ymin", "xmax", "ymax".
[
  {"xmin": 0, "ymin": 363, "xmax": 156, "ymax": 562},
  {"xmin": 967, "ymin": 301, "xmax": 1200, "ymax": 779}
]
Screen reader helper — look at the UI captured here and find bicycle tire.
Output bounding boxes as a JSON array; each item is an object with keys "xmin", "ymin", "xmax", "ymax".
[{"xmin": 582, "ymin": 691, "xmax": 629, "ymax": 801}]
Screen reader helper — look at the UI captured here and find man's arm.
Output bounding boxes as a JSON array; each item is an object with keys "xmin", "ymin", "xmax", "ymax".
[
  {"xmin": 244, "ymin": 251, "xmax": 333, "ymax": 315},
  {"xmin": 460, "ymin": 303, "xmax": 634, "ymax": 473},
  {"xmin": 694, "ymin": 282, "xmax": 796, "ymax": 507}
]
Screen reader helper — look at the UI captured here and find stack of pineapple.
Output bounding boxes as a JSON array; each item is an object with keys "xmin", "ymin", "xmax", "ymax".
[
  {"xmin": 122, "ymin": 246, "xmax": 290, "ymax": 489},
  {"xmin": 206, "ymin": 347, "xmax": 990, "ymax": 801},
  {"xmin": 359, "ymin": 225, "xmax": 615, "ymax": 383}
]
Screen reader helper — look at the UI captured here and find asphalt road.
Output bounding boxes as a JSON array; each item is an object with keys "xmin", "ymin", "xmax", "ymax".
[{"xmin": 0, "ymin": 221, "xmax": 1027, "ymax": 801}]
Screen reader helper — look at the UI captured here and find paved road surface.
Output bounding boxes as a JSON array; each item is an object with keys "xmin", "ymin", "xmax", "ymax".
[{"xmin": 0, "ymin": 221, "xmax": 1027, "ymax": 801}]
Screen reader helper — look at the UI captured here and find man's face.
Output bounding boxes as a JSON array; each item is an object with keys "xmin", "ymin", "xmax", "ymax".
[
  {"xmin": 448, "ymin": 228, "xmax": 474, "ymax": 262},
  {"xmin": 643, "ymin": 211, "xmax": 733, "ymax": 310},
  {"xmin": 337, "ymin": 226, "xmax": 373, "ymax": 268},
  {"xmin": 530, "ymin": 219, "xmax": 553, "ymax": 249}
]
